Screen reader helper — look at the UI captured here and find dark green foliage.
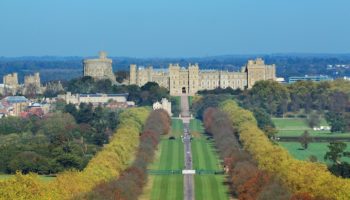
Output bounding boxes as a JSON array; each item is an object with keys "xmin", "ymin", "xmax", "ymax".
[
  {"xmin": 324, "ymin": 142, "xmax": 349, "ymax": 164},
  {"xmin": 307, "ymin": 113, "xmax": 321, "ymax": 128},
  {"xmin": 324, "ymin": 142, "xmax": 350, "ymax": 178},
  {"xmin": 115, "ymin": 70, "xmax": 129, "ymax": 83},
  {"xmin": 170, "ymin": 96, "xmax": 181, "ymax": 116},
  {"xmin": 66, "ymin": 77, "xmax": 170, "ymax": 106},
  {"xmin": 198, "ymin": 87, "xmax": 242, "ymax": 95},
  {"xmin": 191, "ymin": 94, "xmax": 233, "ymax": 119},
  {"xmin": 252, "ymin": 108, "xmax": 277, "ymax": 138},
  {"xmin": 243, "ymin": 80, "xmax": 289, "ymax": 116},
  {"xmin": 326, "ymin": 112, "xmax": 347, "ymax": 133},
  {"xmin": 0, "ymin": 104, "xmax": 121, "ymax": 174},
  {"xmin": 299, "ymin": 131, "xmax": 313, "ymax": 150}
]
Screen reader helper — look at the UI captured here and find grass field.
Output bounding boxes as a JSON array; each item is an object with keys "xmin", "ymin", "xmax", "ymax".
[
  {"xmin": 172, "ymin": 96, "xmax": 181, "ymax": 117},
  {"xmin": 190, "ymin": 119, "xmax": 229, "ymax": 200},
  {"xmin": 273, "ymin": 118, "xmax": 350, "ymax": 137},
  {"xmin": 141, "ymin": 119, "xmax": 184, "ymax": 200},
  {"xmin": 278, "ymin": 142, "xmax": 350, "ymax": 163},
  {"xmin": 0, "ymin": 174, "xmax": 55, "ymax": 182},
  {"xmin": 188, "ymin": 96, "xmax": 193, "ymax": 108}
]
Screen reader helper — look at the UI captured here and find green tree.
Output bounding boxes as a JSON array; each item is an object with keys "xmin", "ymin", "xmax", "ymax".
[
  {"xmin": 299, "ymin": 130, "xmax": 313, "ymax": 150},
  {"xmin": 326, "ymin": 112, "xmax": 347, "ymax": 133},
  {"xmin": 324, "ymin": 142, "xmax": 349, "ymax": 164},
  {"xmin": 307, "ymin": 113, "xmax": 320, "ymax": 128},
  {"xmin": 247, "ymin": 80, "xmax": 289, "ymax": 116}
]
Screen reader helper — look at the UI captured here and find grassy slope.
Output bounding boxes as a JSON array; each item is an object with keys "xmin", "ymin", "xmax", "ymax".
[
  {"xmin": 273, "ymin": 118, "xmax": 350, "ymax": 137},
  {"xmin": 142, "ymin": 119, "xmax": 184, "ymax": 200},
  {"xmin": 278, "ymin": 142, "xmax": 350, "ymax": 163},
  {"xmin": 190, "ymin": 119, "xmax": 229, "ymax": 200}
]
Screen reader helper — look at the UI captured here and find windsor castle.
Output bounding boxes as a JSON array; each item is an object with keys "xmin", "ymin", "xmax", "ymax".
[
  {"xmin": 129, "ymin": 58, "xmax": 276, "ymax": 95},
  {"xmin": 82, "ymin": 52, "xmax": 276, "ymax": 96}
]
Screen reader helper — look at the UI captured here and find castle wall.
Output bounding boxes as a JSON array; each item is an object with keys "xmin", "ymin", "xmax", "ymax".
[{"xmin": 129, "ymin": 58, "xmax": 276, "ymax": 96}]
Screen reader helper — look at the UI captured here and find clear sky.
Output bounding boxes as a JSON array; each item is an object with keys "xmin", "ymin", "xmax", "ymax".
[{"xmin": 0, "ymin": 0, "xmax": 349, "ymax": 57}]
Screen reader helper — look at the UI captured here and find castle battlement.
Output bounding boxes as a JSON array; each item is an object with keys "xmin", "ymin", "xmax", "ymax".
[{"xmin": 129, "ymin": 58, "xmax": 276, "ymax": 95}]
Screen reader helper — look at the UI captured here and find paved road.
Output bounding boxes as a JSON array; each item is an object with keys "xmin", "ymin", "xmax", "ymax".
[{"xmin": 181, "ymin": 95, "xmax": 194, "ymax": 200}]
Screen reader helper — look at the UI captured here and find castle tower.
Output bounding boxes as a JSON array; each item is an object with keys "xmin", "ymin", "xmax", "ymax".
[
  {"xmin": 129, "ymin": 64, "xmax": 137, "ymax": 85},
  {"xmin": 3, "ymin": 73, "xmax": 19, "ymax": 94},
  {"xmin": 188, "ymin": 63, "xmax": 199, "ymax": 95},
  {"xmin": 3, "ymin": 73, "xmax": 19, "ymax": 88},
  {"xmin": 246, "ymin": 58, "xmax": 276, "ymax": 88},
  {"xmin": 83, "ymin": 51, "xmax": 116, "ymax": 84},
  {"xmin": 169, "ymin": 64, "xmax": 181, "ymax": 96}
]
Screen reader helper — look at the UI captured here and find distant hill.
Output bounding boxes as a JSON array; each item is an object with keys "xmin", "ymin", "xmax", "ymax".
[{"xmin": 1, "ymin": 54, "xmax": 350, "ymax": 83}]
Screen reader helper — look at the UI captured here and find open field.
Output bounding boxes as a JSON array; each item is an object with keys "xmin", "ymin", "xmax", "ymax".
[
  {"xmin": 0, "ymin": 174, "xmax": 55, "ymax": 182},
  {"xmin": 190, "ymin": 119, "xmax": 229, "ymax": 200},
  {"xmin": 278, "ymin": 142, "xmax": 350, "ymax": 163},
  {"xmin": 273, "ymin": 118, "xmax": 350, "ymax": 137},
  {"xmin": 141, "ymin": 119, "xmax": 184, "ymax": 200}
]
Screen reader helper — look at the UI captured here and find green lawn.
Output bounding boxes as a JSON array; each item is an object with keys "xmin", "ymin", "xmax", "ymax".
[
  {"xmin": 190, "ymin": 119, "xmax": 229, "ymax": 200},
  {"xmin": 171, "ymin": 96, "xmax": 181, "ymax": 117},
  {"xmin": 273, "ymin": 118, "xmax": 350, "ymax": 137},
  {"xmin": 278, "ymin": 142, "xmax": 350, "ymax": 163},
  {"xmin": 188, "ymin": 96, "xmax": 193, "ymax": 108},
  {"xmin": 0, "ymin": 174, "xmax": 55, "ymax": 182},
  {"xmin": 144, "ymin": 119, "xmax": 184, "ymax": 200}
]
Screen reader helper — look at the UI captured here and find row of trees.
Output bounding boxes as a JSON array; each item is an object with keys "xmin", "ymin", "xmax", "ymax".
[
  {"xmin": 86, "ymin": 109, "xmax": 171, "ymax": 199},
  {"xmin": 0, "ymin": 107, "xmax": 150, "ymax": 200},
  {"xmin": 203, "ymin": 108, "xmax": 292, "ymax": 199},
  {"xmin": 241, "ymin": 80, "xmax": 350, "ymax": 132},
  {"xmin": 219, "ymin": 100, "xmax": 350, "ymax": 199}
]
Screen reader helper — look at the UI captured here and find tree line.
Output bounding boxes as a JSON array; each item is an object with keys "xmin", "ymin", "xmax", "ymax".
[
  {"xmin": 203, "ymin": 107, "xmax": 293, "ymax": 199},
  {"xmin": 85, "ymin": 109, "xmax": 171, "ymax": 200},
  {"xmin": 0, "ymin": 103, "xmax": 119, "ymax": 175},
  {"xmin": 219, "ymin": 100, "xmax": 350, "ymax": 199},
  {"xmin": 0, "ymin": 107, "xmax": 150, "ymax": 199}
]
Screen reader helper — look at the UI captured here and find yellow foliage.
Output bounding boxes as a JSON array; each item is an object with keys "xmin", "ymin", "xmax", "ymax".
[
  {"xmin": 219, "ymin": 100, "xmax": 350, "ymax": 200},
  {"xmin": 0, "ymin": 107, "xmax": 150, "ymax": 200}
]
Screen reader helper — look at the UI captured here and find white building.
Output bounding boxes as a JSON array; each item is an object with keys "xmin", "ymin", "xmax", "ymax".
[
  {"xmin": 58, "ymin": 92, "xmax": 129, "ymax": 105},
  {"xmin": 153, "ymin": 98, "xmax": 172, "ymax": 116}
]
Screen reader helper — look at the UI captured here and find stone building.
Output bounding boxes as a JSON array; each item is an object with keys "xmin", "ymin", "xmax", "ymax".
[
  {"xmin": 83, "ymin": 51, "xmax": 116, "ymax": 84},
  {"xmin": 130, "ymin": 58, "xmax": 276, "ymax": 96},
  {"xmin": 57, "ymin": 92, "xmax": 129, "ymax": 106},
  {"xmin": 153, "ymin": 98, "xmax": 172, "ymax": 116},
  {"xmin": 3, "ymin": 73, "xmax": 19, "ymax": 94},
  {"xmin": 23, "ymin": 72, "xmax": 43, "ymax": 94}
]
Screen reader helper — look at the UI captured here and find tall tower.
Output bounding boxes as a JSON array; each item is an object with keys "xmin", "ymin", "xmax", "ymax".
[
  {"xmin": 188, "ymin": 63, "xmax": 199, "ymax": 95},
  {"xmin": 169, "ymin": 64, "xmax": 180, "ymax": 95},
  {"xmin": 129, "ymin": 64, "xmax": 137, "ymax": 85},
  {"xmin": 83, "ymin": 51, "xmax": 116, "ymax": 84},
  {"xmin": 246, "ymin": 58, "xmax": 276, "ymax": 88}
]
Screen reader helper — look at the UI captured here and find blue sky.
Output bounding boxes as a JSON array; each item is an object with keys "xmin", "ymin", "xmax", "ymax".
[{"xmin": 0, "ymin": 0, "xmax": 349, "ymax": 57}]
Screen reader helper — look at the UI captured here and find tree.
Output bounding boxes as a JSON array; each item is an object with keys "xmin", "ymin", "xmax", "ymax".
[
  {"xmin": 247, "ymin": 80, "xmax": 289, "ymax": 116},
  {"xmin": 307, "ymin": 113, "xmax": 320, "ymax": 128},
  {"xmin": 299, "ymin": 131, "xmax": 313, "ymax": 149},
  {"xmin": 324, "ymin": 142, "xmax": 349, "ymax": 165},
  {"xmin": 8, "ymin": 151, "xmax": 49, "ymax": 174},
  {"xmin": 252, "ymin": 108, "xmax": 277, "ymax": 138},
  {"xmin": 326, "ymin": 112, "xmax": 347, "ymax": 133}
]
